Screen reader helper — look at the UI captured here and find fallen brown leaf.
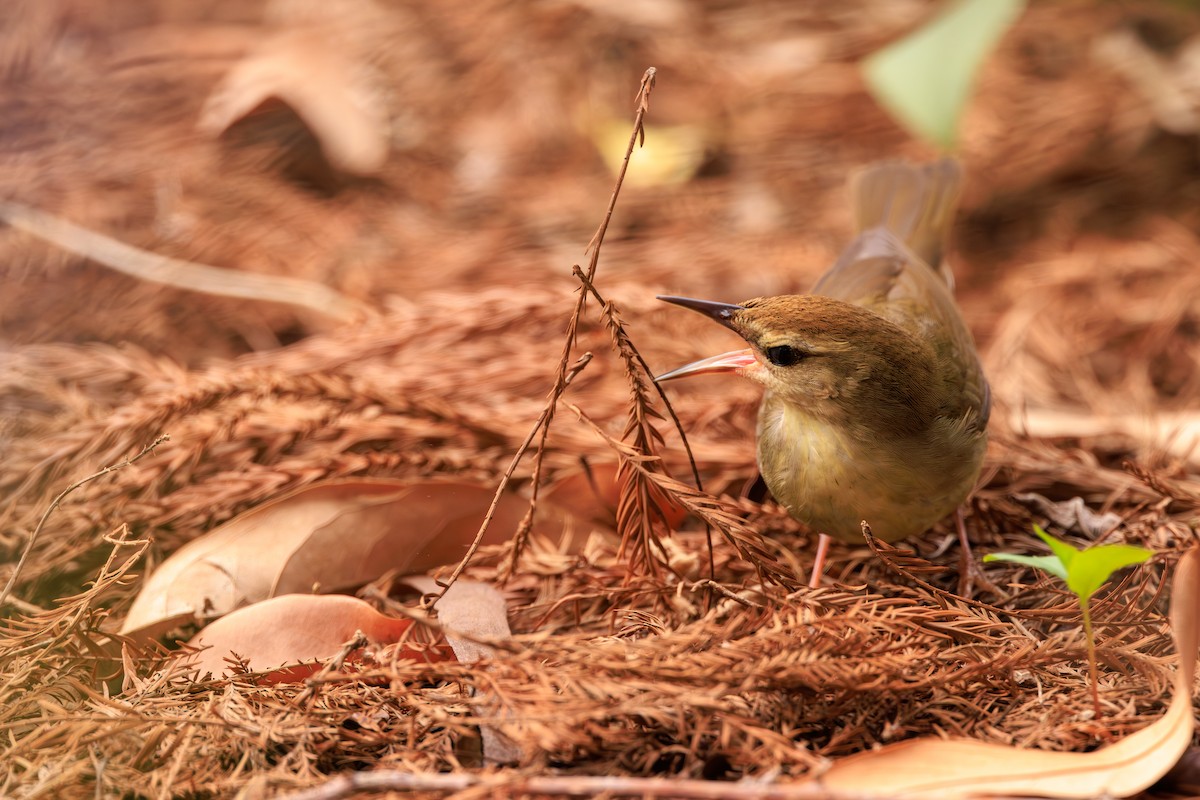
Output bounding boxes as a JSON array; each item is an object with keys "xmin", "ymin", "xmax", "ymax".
[
  {"xmin": 401, "ymin": 575, "xmax": 521, "ymax": 764},
  {"xmin": 401, "ymin": 575, "xmax": 510, "ymax": 663},
  {"xmin": 122, "ymin": 479, "xmax": 539, "ymax": 641},
  {"xmin": 181, "ymin": 575, "xmax": 510, "ymax": 684}
]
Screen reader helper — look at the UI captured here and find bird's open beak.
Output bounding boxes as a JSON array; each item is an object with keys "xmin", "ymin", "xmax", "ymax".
[
  {"xmin": 655, "ymin": 349, "xmax": 758, "ymax": 381},
  {"xmin": 655, "ymin": 295, "xmax": 756, "ymax": 382}
]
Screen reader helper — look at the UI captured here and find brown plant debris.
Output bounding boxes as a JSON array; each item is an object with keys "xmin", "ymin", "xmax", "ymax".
[{"xmin": 3, "ymin": 1, "xmax": 1200, "ymax": 798}]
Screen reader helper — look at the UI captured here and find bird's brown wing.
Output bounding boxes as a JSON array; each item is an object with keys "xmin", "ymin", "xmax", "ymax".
[
  {"xmin": 851, "ymin": 158, "xmax": 962, "ymax": 273},
  {"xmin": 811, "ymin": 159, "xmax": 989, "ymax": 428},
  {"xmin": 813, "ymin": 158, "xmax": 961, "ymax": 298}
]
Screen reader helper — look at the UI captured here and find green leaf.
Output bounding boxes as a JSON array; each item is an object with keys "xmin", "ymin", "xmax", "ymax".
[
  {"xmin": 983, "ymin": 552, "xmax": 1067, "ymax": 582},
  {"xmin": 986, "ymin": 526, "xmax": 1153, "ymax": 601},
  {"xmin": 862, "ymin": 0, "xmax": 1025, "ymax": 150},
  {"xmin": 1032, "ymin": 524, "xmax": 1079, "ymax": 569},
  {"xmin": 1066, "ymin": 544, "xmax": 1154, "ymax": 601}
]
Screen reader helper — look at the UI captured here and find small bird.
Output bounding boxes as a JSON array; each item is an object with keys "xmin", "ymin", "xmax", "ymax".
[{"xmin": 656, "ymin": 159, "xmax": 989, "ymax": 589}]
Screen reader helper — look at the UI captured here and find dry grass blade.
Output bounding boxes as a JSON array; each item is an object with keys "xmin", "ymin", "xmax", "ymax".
[{"xmin": 0, "ymin": 202, "xmax": 371, "ymax": 322}]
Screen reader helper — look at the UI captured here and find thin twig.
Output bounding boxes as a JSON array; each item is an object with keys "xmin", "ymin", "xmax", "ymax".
[
  {"xmin": 0, "ymin": 434, "xmax": 169, "ymax": 609},
  {"xmin": 514, "ymin": 67, "xmax": 712, "ymax": 585},
  {"xmin": 433, "ymin": 67, "xmax": 671, "ymax": 599},
  {"xmin": 690, "ymin": 579, "xmax": 764, "ymax": 609},
  {"xmin": 0, "ymin": 201, "xmax": 371, "ymax": 322},
  {"xmin": 583, "ymin": 67, "xmax": 657, "ymax": 271},
  {"xmin": 425, "ymin": 354, "xmax": 593, "ymax": 609},
  {"xmin": 274, "ymin": 769, "xmax": 896, "ymax": 800},
  {"xmin": 505, "ymin": 67, "xmax": 667, "ymax": 578}
]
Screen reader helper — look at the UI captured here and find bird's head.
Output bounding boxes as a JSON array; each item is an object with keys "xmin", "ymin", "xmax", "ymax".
[{"xmin": 656, "ymin": 294, "xmax": 941, "ymax": 435}]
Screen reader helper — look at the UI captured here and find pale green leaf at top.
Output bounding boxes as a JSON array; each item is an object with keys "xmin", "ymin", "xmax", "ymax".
[
  {"xmin": 1033, "ymin": 524, "xmax": 1079, "ymax": 569},
  {"xmin": 862, "ymin": 0, "xmax": 1025, "ymax": 150},
  {"xmin": 983, "ymin": 552, "xmax": 1067, "ymax": 582},
  {"xmin": 1066, "ymin": 544, "xmax": 1154, "ymax": 601}
]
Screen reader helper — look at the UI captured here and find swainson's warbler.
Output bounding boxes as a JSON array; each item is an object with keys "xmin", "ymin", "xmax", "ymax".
[{"xmin": 657, "ymin": 160, "xmax": 989, "ymax": 588}]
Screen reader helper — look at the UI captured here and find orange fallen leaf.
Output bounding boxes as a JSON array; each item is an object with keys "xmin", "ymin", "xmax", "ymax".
[
  {"xmin": 810, "ymin": 548, "xmax": 1199, "ymax": 798},
  {"xmin": 181, "ymin": 576, "xmax": 517, "ymax": 763},
  {"xmin": 182, "ymin": 593, "xmax": 451, "ymax": 680},
  {"xmin": 123, "ymin": 479, "xmax": 539, "ymax": 640}
]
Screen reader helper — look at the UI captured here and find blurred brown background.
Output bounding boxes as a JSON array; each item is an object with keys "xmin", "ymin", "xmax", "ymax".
[{"xmin": 2, "ymin": 0, "xmax": 1199, "ymax": 470}]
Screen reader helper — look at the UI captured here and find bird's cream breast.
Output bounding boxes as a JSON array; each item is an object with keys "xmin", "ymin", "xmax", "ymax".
[{"xmin": 755, "ymin": 391, "xmax": 980, "ymax": 543}]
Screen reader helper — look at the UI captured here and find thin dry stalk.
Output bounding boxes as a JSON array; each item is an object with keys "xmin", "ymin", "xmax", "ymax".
[
  {"xmin": 434, "ymin": 66, "xmax": 706, "ymax": 600},
  {"xmin": 569, "ymin": 404, "xmax": 799, "ymax": 590},
  {"xmin": 275, "ymin": 769, "xmax": 891, "ymax": 800},
  {"xmin": 505, "ymin": 67, "xmax": 668, "ymax": 578},
  {"xmin": 0, "ymin": 434, "xmax": 168, "ymax": 609},
  {"xmin": 424, "ymin": 351, "xmax": 594, "ymax": 610}
]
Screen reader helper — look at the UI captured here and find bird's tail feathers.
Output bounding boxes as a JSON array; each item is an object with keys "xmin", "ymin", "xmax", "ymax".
[{"xmin": 850, "ymin": 159, "xmax": 962, "ymax": 279}]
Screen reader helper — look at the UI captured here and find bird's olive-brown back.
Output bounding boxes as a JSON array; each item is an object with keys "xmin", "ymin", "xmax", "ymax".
[{"xmin": 740, "ymin": 160, "xmax": 989, "ymax": 542}]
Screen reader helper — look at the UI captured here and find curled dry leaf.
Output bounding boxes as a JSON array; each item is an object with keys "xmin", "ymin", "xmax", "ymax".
[
  {"xmin": 1015, "ymin": 492, "xmax": 1123, "ymax": 538},
  {"xmin": 401, "ymin": 575, "xmax": 522, "ymax": 764},
  {"xmin": 811, "ymin": 548, "xmax": 1200, "ymax": 799},
  {"xmin": 122, "ymin": 479, "xmax": 545, "ymax": 641},
  {"xmin": 199, "ymin": 27, "xmax": 389, "ymax": 176}
]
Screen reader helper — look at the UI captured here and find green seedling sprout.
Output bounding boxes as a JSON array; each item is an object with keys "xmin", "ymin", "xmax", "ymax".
[{"xmin": 984, "ymin": 525, "xmax": 1153, "ymax": 717}]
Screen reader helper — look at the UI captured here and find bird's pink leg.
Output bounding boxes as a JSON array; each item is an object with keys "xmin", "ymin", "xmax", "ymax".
[{"xmin": 809, "ymin": 533, "xmax": 832, "ymax": 589}]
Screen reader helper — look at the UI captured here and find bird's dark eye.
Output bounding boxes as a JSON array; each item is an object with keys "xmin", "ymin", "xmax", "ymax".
[{"xmin": 765, "ymin": 345, "xmax": 805, "ymax": 367}]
